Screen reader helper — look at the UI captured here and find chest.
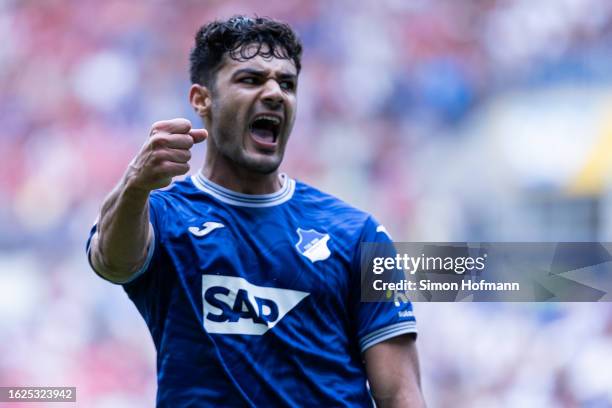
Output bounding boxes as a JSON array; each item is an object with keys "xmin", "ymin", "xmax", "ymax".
[{"xmin": 163, "ymin": 207, "xmax": 354, "ymax": 305}]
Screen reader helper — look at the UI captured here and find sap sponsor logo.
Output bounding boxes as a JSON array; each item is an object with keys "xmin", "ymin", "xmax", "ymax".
[
  {"xmin": 202, "ymin": 275, "xmax": 309, "ymax": 335},
  {"xmin": 295, "ymin": 228, "xmax": 331, "ymax": 263}
]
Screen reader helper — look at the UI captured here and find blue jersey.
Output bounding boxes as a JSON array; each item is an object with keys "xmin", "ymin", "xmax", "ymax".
[{"xmin": 86, "ymin": 173, "xmax": 416, "ymax": 407}]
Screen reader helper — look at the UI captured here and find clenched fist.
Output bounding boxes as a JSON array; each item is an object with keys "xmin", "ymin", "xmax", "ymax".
[{"xmin": 126, "ymin": 118, "xmax": 207, "ymax": 192}]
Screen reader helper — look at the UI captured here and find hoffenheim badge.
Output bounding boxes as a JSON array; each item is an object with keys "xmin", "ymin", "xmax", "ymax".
[{"xmin": 295, "ymin": 228, "xmax": 331, "ymax": 263}]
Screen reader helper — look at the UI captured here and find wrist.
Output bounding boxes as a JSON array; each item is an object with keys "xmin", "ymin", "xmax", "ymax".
[{"xmin": 122, "ymin": 174, "xmax": 151, "ymax": 204}]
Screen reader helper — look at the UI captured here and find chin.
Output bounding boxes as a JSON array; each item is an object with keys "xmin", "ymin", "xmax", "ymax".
[{"xmin": 239, "ymin": 153, "xmax": 282, "ymax": 175}]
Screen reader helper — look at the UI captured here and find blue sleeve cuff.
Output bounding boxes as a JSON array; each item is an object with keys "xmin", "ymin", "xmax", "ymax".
[{"xmin": 87, "ymin": 225, "xmax": 156, "ymax": 285}]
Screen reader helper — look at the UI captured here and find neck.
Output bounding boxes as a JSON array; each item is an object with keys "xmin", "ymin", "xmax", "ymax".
[{"xmin": 201, "ymin": 158, "xmax": 282, "ymax": 195}]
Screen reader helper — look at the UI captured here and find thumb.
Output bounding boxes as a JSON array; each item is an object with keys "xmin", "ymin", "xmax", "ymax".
[{"xmin": 189, "ymin": 128, "xmax": 208, "ymax": 144}]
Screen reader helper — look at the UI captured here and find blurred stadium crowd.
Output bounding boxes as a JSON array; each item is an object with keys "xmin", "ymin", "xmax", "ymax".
[{"xmin": 1, "ymin": 0, "xmax": 612, "ymax": 406}]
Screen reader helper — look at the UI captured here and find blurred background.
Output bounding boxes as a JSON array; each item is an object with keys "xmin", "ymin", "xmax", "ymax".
[{"xmin": 1, "ymin": 0, "xmax": 612, "ymax": 406}]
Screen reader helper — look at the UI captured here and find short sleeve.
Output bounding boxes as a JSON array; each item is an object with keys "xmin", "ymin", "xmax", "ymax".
[
  {"xmin": 85, "ymin": 193, "xmax": 164, "ymax": 285},
  {"xmin": 350, "ymin": 216, "xmax": 417, "ymax": 354}
]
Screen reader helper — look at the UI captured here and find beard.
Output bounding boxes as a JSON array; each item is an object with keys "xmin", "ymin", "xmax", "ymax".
[{"xmin": 212, "ymin": 124, "xmax": 284, "ymax": 175}]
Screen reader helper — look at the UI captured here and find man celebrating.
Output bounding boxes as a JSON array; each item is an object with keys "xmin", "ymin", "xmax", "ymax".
[{"xmin": 87, "ymin": 16, "xmax": 424, "ymax": 407}]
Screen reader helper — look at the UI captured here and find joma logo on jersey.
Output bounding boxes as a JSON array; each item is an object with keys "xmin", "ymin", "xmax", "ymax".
[{"xmin": 202, "ymin": 275, "xmax": 309, "ymax": 335}]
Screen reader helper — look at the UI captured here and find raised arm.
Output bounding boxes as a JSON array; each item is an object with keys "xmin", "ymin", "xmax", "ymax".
[
  {"xmin": 88, "ymin": 118, "xmax": 207, "ymax": 283},
  {"xmin": 364, "ymin": 334, "xmax": 426, "ymax": 408}
]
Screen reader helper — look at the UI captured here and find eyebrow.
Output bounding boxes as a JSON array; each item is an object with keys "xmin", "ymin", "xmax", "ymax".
[{"xmin": 232, "ymin": 68, "xmax": 297, "ymax": 81}]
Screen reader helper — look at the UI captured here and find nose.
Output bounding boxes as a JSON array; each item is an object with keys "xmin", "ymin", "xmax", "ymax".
[{"xmin": 261, "ymin": 79, "xmax": 284, "ymax": 108}]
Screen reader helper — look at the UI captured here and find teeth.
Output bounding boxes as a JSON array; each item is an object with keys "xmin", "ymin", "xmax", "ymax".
[{"xmin": 255, "ymin": 115, "xmax": 281, "ymax": 125}]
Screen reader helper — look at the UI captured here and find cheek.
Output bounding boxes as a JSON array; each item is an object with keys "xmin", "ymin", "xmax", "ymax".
[
  {"xmin": 213, "ymin": 100, "xmax": 241, "ymax": 127},
  {"xmin": 287, "ymin": 97, "xmax": 297, "ymax": 115},
  {"xmin": 222, "ymin": 96, "xmax": 250, "ymax": 120},
  {"xmin": 287, "ymin": 102, "xmax": 297, "ymax": 126}
]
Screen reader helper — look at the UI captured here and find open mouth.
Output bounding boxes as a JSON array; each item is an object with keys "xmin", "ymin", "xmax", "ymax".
[{"xmin": 249, "ymin": 115, "xmax": 281, "ymax": 147}]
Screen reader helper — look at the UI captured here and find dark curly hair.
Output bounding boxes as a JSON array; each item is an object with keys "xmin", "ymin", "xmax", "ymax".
[{"xmin": 189, "ymin": 16, "xmax": 303, "ymax": 87}]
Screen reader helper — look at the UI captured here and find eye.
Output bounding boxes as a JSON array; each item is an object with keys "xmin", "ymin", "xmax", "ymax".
[
  {"xmin": 240, "ymin": 77, "xmax": 257, "ymax": 85},
  {"xmin": 280, "ymin": 80, "xmax": 295, "ymax": 91}
]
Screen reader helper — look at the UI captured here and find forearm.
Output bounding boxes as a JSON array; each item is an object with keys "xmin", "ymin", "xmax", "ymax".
[
  {"xmin": 366, "ymin": 335, "xmax": 426, "ymax": 408},
  {"xmin": 373, "ymin": 387, "xmax": 426, "ymax": 408},
  {"xmin": 88, "ymin": 119, "xmax": 206, "ymax": 282},
  {"xmin": 90, "ymin": 172, "xmax": 152, "ymax": 282}
]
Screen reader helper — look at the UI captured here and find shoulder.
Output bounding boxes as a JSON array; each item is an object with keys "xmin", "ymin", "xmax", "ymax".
[
  {"xmin": 149, "ymin": 176, "xmax": 203, "ymax": 206},
  {"xmin": 291, "ymin": 179, "xmax": 378, "ymax": 238},
  {"xmin": 294, "ymin": 179, "xmax": 370, "ymax": 216},
  {"xmin": 147, "ymin": 176, "xmax": 218, "ymax": 221}
]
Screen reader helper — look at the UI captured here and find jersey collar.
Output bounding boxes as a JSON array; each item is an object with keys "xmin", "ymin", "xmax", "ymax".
[{"xmin": 191, "ymin": 172, "xmax": 295, "ymax": 207}]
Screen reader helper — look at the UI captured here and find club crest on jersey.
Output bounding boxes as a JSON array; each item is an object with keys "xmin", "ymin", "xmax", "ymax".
[
  {"xmin": 295, "ymin": 228, "xmax": 331, "ymax": 263},
  {"xmin": 202, "ymin": 275, "xmax": 309, "ymax": 335}
]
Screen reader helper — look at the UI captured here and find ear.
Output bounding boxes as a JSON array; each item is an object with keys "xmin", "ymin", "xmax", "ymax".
[{"xmin": 189, "ymin": 84, "xmax": 212, "ymax": 118}]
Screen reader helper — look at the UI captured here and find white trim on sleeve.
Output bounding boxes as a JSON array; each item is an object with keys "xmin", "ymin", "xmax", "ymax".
[
  {"xmin": 359, "ymin": 321, "xmax": 417, "ymax": 353},
  {"xmin": 118, "ymin": 227, "xmax": 156, "ymax": 284}
]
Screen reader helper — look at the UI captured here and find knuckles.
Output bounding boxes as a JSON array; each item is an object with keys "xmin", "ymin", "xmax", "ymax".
[
  {"xmin": 134, "ymin": 120, "xmax": 195, "ymax": 189},
  {"xmin": 150, "ymin": 119, "xmax": 192, "ymax": 135},
  {"xmin": 149, "ymin": 134, "xmax": 194, "ymax": 150},
  {"xmin": 149, "ymin": 136, "xmax": 168, "ymax": 150},
  {"xmin": 148, "ymin": 150, "xmax": 165, "ymax": 165},
  {"xmin": 160, "ymin": 162, "xmax": 190, "ymax": 175}
]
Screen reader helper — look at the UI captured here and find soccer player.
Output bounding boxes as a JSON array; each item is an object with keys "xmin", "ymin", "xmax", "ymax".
[{"xmin": 86, "ymin": 16, "xmax": 424, "ymax": 407}]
